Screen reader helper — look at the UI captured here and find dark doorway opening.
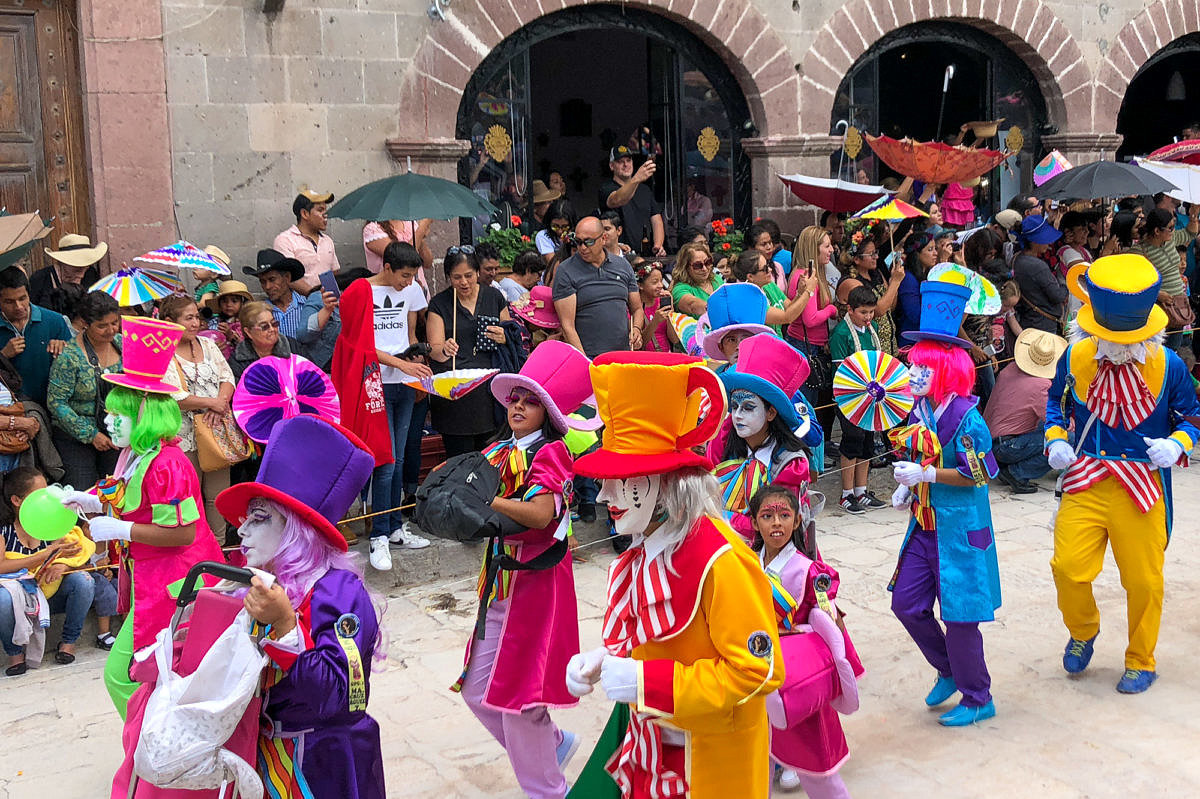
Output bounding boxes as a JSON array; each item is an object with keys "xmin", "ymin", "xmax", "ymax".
[{"xmin": 1116, "ymin": 33, "xmax": 1200, "ymax": 159}]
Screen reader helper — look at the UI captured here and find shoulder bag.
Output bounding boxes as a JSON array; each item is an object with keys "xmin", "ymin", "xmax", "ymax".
[{"xmin": 174, "ymin": 356, "xmax": 251, "ymax": 472}]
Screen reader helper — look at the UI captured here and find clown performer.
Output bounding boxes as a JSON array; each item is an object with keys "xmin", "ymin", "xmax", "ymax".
[
  {"xmin": 1045, "ymin": 255, "xmax": 1200, "ymax": 694},
  {"xmin": 58, "ymin": 316, "xmax": 224, "ymax": 716},
  {"xmin": 887, "ymin": 279, "xmax": 1002, "ymax": 727},
  {"xmin": 214, "ymin": 414, "xmax": 385, "ymax": 797},
  {"xmin": 455, "ymin": 340, "xmax": 601, "ymax": 799},
  {"xmin": 566, "ymin": 352, "xmax": 783, "ymax": 799},
  {"xmin": 707, "ymin": 333, "xmax": 816, "ymax": 544},
  {"xmin": 750, "ymin": 484, "xmax": 862, "ymax": 799}
]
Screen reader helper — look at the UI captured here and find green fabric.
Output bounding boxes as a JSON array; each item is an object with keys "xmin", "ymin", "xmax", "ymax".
[
  {"xmin": 152, "ymin": 495, "xmax": 200, "ymax": 527},
  {"xmin": 118, "ymin": 443, "xmax": 162, "ymax": 515},
  {"xmin": 566, "ymin": 703, "xmax": 629, "ymax": 799},
  {"xmin": 47, "ymin": 338, "xmax": 124, "ymax": 442},
  {"xmin": 829, "ymin": 317, "xmax": 879, "ymax": 363},
  {"xmin": 104, "ymin": 603, "xmax": 137, "ymax": 720},
  {"xmin": 563, "ymin": 427, "xmax": 599, "ymax": 456},
  {"xmin": 670, "ymin": 273, "xmax": 725, "ymax": 317},
  {"xmin": 762, "ymin": 281, "xmax": 788, "ymax": 335},
  {"xmin": 1133, "ymin": 237, "xmax": 1187, "ymax": 296}
]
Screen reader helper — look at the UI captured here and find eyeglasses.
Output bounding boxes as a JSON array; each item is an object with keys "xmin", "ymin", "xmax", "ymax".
[
  {"xmin": 857, "ymin": 250, "xmax": 877, "ymax": 258},
  {"xmin": 570, "ymin": 234, "xmax": 600, "ymax": 247},
  {"xmin": 252, "ymin": 320, "xmax": 281, "ymax": 332},
  {"xmin": 505, "ymin": 391, "xmax": 543, "ymax": 407},
  {"xmin": 691, "ymin": 258, "xmax": 714, "ymax": 269},
  {"xmin": 447, "ymin": 245, "xmax": 475, "ymax": 256}
]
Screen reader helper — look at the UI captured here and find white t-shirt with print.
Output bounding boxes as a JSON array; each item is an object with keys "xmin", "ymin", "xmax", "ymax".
[{"xmin": 372, "ymin": 283, "xmax": 428, "ymax": 384}]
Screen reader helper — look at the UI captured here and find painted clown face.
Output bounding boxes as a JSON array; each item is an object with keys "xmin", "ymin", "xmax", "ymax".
[
  {"xmin": 238, "ymin": 498, "xmax": 287, "ymax": 569},
  {"xmin": 730, "ymin": 389, "xmax": 771, "ymax": 440},
  {"xmin": 104, "ymin": 413, "xmax": 133, "ymax": 449},
  {"xmin": 598, "ymin": 474, "xmax": 661, "ymax": 537},
  {"xmin": 908, "ymin": 363, "xmax": 935, "ymax": 397}
]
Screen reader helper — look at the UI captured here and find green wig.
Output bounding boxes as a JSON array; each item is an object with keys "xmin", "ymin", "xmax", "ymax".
[{"xmin": 105, "ymin": 385, "xmax": 182, "ymax": 455}]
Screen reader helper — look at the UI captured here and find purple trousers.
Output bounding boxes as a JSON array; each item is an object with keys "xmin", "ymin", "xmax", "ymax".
[{"xmin": 890, "ymin": 526, "xmax": 992, "ymax": 707}]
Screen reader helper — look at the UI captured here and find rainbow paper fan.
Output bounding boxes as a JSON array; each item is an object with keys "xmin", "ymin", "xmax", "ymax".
[
  {"xmin": 399, "ymin": 368, "xmax": 498, "ymax": 400},
  {"xmin": 233, "ymin": 355, "xmax": 340, "ymax": 443},
  {"xmin": 833, "ymin": 350, "xmax": 913, "ymax": 431},
  {"xmin": 668, "ymin": 311, "xmax": 706, "ymax": 357}
]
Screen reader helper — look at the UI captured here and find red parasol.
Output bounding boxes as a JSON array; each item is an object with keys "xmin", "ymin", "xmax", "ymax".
[
  {"xmin": 777, "ymin": 174, "xmax": 890, "ymax": 213},
  {"xmin": 1147, "ymin": 139, "xmax": 1200, "ymax": 165},
  {"xmin": 865, "ymin": 135, "xmax": 1012, "ymax": 184}
]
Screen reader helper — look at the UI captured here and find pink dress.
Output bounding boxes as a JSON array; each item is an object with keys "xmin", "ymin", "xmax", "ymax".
[
  {"xmin": 642, "ymin": 296, "xmax": 673, "ymax": 353},
  {"xmin": 942, "ymin": 182, "xmax": 976, "ymax": 228}
]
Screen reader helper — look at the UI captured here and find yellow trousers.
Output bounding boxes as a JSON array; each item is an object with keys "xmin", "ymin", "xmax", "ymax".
[{"xmin": 1050, "ymin": 475, "xmax": 1166, "ymax": 671}]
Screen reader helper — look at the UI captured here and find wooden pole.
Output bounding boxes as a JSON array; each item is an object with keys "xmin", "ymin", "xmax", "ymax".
[{"xmin": 452, "ymin": 296, "xmax": 458, "ymax": 372}]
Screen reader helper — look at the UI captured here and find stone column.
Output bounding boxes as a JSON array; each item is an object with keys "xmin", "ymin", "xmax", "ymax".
[
  {"xmin": 742, "ymin": 134, "xmax": 842, "ymax": 233},
  {"xmin": 1041, "ymin": 133, "xmax": 1126, "ymax": 167}
]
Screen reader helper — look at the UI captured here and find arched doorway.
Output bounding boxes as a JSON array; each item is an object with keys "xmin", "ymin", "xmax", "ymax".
[
  {"xmin": 1116, "ymin": 33, "xmax": 1200, "ymax": 159},
  {"xmin": 455, "ymin": 6, "xmax": 753, "ymax": 249},
  {"xmin": 832, "ymin": 22, "xmax": 1049, "ymax": 212}
]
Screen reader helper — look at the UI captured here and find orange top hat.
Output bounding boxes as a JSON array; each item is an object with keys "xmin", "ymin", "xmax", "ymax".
[
  {"xmin": 574, "ymin": 351, "xmax": 727, "ymax": 479},
  {"xmin": 103, "ymin": 316, "xmax": 186, "ymax": 394}
]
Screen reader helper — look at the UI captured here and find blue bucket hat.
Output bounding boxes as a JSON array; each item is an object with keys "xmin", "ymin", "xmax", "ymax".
[{"xmin": 1018, "ymin": 214, "xmax": 1062, "ymax": 246}]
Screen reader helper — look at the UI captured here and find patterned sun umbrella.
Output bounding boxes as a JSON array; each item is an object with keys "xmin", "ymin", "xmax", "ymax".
[
  {"xmin": 134, "ymin": 240, "xmax": 231, "ymax": 275},
  {"xmin": 0, "ymin": 210, "xmax": 53, "ymax": 270},
  {"xmin": 928, "ymin": 262, "xmax": 1001, "ymax": 315},
  {"xmin": 865, "ymin": 134, "xmax": 1012, "ymax": 184},
  {"xmin": 833, "ymin": 350, "xmax": 913, "ymax": 431},
  {"xmin": 850, "ymin": 195, "xmax": 928, "ymax": 222},
  {"xmin": 1033, "ymin": 150, "xmax": 1073, "ymax": 186},
  {"xmin": 398, "ymin": 368, "xmax": 499, "ymax": 400},
  {"xmin": 1148, "ymin": 139, "xmax": 1200, "ymax": 165},
  {"xmin": 89, "ymin": 265, "xmax": 182, "ymax": 305},
  {"xmin": 233, "ymin": 355, "xmax": 341, "ymax": 443}
]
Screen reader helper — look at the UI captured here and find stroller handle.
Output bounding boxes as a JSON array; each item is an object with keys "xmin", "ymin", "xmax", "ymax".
[{"xmin": 177, "ymin": 561, "xmax": 255, "ymax": 608}]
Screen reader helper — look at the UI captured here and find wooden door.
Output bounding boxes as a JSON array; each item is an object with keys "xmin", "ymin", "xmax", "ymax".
[{"xmin": 0, "ymin": 0, "xmax": 90, "ymax": 270}]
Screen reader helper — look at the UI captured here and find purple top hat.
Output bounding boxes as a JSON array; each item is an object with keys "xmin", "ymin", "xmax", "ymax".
[{"xmin": 900, "ymin": 279, "xmax": 973, "ymax": 348}]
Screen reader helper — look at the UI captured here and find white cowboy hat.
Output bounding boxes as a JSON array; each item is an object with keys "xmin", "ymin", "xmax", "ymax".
[
  {"xmin": 1013, "ymin": 328, "xmax": 1068, "ymax": 379},
  {"xmin": 44, "ymin": 233, "xmax": 108, "ymax": 267}
]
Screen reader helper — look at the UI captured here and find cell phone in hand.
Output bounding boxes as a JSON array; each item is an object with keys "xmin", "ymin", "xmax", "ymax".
[{"xmin": 318, "ymin": 271, "xmax": 341, "ymax": 298}]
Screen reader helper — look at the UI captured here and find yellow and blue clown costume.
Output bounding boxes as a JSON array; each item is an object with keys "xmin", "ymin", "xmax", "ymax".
[{"xmin": 1045, "ymin": 255, "xmax": 1200, "ymax": 694}]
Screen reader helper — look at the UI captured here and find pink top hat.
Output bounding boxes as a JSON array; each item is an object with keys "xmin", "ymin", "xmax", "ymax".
[
  {"xmin": 511, "ymin": 285, "xmax": 560, "ymax": 330},
  {"xmin": 103, "ymin": 316, "xmax": 187, "ymax": 394},
  {"xmin": 490, "ymin": 339, "xmax": 601, "ymax": 433}
]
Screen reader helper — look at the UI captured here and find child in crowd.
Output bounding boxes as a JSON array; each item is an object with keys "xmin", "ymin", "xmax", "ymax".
[
  {"xmin": 511, "ymin": 285, "xmax": 562, "ymax": 350},
  {"xmin": 194, "ymin": 244, "xmax": 228, "ymax": 307},
  {"xmin": 829, "ymin": 286, "xmax": 888, "ymax": 514},
  {"xmin": 992, "ymin": 280, "xmax": 1022, "ymax": 360},
  {"xmin": 501, "ymin": 250, "xmax": 545, "ymax": 302},
  {"xmin": 204, "ymin": 279, "xmax": 252, "ymax": 358},
  {"xmin": 634, "ymin": 260, "xmax": 677, "ymax": 352}
]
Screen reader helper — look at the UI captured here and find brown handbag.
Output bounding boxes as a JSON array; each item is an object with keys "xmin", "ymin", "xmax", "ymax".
[
  {"xmin": 0, "ymin": 402, "xmax": 36, "ymax": 454},
  {"xmin": 1158, "ymin": 294, "xmax": 1195, "ymax": 331}
]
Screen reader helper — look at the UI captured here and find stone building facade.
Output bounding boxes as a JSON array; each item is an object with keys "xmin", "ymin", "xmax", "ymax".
[{"xmin": 6, "ymin": 0, "xmax": 1199, "ymax": 270}]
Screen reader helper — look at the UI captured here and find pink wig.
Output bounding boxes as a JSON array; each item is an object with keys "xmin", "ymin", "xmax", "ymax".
[{"xmin": 908, "ymin": 340, "xmax": 975, "ymax": 402}]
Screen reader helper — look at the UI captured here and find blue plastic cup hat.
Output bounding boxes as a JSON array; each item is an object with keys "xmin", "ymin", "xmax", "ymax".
[
  {"xmin": 701, "ymin": 282, "xmax": 774, "ymax": 361},
  {"xmin": 1018, "ymin": 214, "xmax": 1062, "ymax": 246},
  {"xmin": 901, "ymin": 279, "xmax": 973, "ymax": 348}
]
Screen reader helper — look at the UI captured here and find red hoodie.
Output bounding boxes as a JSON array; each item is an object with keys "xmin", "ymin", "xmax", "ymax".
[{"xmin": 331, "ymin": 278, "xmax": 394, "ymax": 466}]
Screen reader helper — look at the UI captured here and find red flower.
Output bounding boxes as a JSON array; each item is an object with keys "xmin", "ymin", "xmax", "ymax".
[
  {"xmin": 722, "ymin": 242, "xmax": 731, "ymax": 250},
  {"xmin": 511, "ymin": 214, "xmax": 522, "ymax": 226},
  {"xmin": 724, "ymin": 217, "xmax": 734, "ymax": 226},
  {"xmin": 521, "ymin": 235, "xmax": 530, "ymax": 241}
]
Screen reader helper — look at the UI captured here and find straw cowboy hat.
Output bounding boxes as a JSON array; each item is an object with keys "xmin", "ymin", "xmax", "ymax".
[
  {"xmin": 44, "ymin": 234, "xmax": 108, "ymax": 267},
  {"xmin": 205, "ymin": 279, "xmax": 254, "ymax": 312},
  {"xmin": 1012, "ymin": 329, "xmax": 1068, "ymax": 379},
  {"xmin": 531, "ymin": 180, "xmax": 561, "ymax": 205}
]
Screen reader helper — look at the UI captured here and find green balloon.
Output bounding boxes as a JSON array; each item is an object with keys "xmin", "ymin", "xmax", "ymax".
[{"xmin": 18, "ymin": 487, "xmax": 78, "ymax": 541}]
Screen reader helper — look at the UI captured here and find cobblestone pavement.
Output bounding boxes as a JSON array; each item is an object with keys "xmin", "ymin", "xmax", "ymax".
[{"xmin": 3, "ymin": 466, "xmax": 1200, "ymax": 798}]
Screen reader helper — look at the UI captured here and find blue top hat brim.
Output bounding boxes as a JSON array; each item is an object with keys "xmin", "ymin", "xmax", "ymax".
[
  {"xmin": 901, "ymin": 329, "xmax": 974, "ymax": 348},
  {"xmin": 702, "ymin": 323, "xmax": 775, "ymax": 361},
  {"xmin": 719, "ymin": 371, "xmax": 802, "ymax": 430}
]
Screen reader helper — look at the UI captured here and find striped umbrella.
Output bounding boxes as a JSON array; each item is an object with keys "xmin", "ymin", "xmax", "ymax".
[
  {"xmin": 134, "ymin": 240, "xmax": 231, "ymax": 275},
  {"xmin": 89, "ymin": 265, "xmax": 182, "ymax": 305},
  {"xmin": 833, "ymin": 350, "xmax": 913, "ymax": 431}
]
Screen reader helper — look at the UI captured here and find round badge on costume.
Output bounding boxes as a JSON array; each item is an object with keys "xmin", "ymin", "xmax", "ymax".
[
  {"xmin": 747, "ymin": 631, "xmax": 773, "ymax": 659},
  {"xmin": 336, "ymin": 613, "xmax": 361, "ymax": 639}
]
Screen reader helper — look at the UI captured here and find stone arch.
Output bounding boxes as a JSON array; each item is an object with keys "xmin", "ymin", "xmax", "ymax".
[
  {"xmin": 798, "ymin": 0, "xmax": 1091, "ymax": 135},
  {"xmin": 1096, "ymin": 0, "xmax": 1200, "ymax": 130},
  {"xmin": 395, "ymin": 0, "xmax": 800, "ymax": 144}
]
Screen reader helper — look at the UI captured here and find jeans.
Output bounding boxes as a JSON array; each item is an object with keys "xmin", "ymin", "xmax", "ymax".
[
  {"xmin": 403, "ymin": 395, "xmax": 430, "ymax": 496},
  {"xmin": 974, "ymin": 362, "xmax": 996, "ymax": 410},
  {"xmin": 0, "ymin": 571, "xmax": 95, "ymax": 656},
  {"xmin": 92, "ymin": 572, "xmax": 120, "ymax": 617},
  {"xmin": 369, "ymin": 382, "xmax": 417, "ymax": 538},
  {"xmin": 993, "ymin": 430, "xmax": 1051, "ymax": 482}
]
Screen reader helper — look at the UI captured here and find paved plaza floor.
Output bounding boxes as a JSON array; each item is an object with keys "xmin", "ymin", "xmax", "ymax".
[{"xmin": 3, "ymin": 465, "xmax": 1200, "ymax": 798}]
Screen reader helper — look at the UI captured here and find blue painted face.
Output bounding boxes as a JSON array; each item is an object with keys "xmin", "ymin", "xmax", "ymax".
[{"xmin": 908, "ymin": 363, "xmax": 934, "ymax": 397}]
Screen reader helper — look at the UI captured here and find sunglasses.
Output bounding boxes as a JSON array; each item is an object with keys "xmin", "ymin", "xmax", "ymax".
[
  {"xmin": 570, "ymin": 234, "xmax": 600, "ymax": 247},
  {"xmin": 551, "ymin": 224, "xmax": 571, "ymax": 232},
  {"xmin": 505, "ymin": 390, "xmax": 543, "ymax": 407},
  {"xmin": 447, "ymin": 245, "xmax": 475, "ymax": 256},
  {"xmin": 252, "ymin": 320, "xmax": 281, "ymax": 332},
  {"xmin": 691, "ymin": 258, "xmax": 714, "ymax": 269}
]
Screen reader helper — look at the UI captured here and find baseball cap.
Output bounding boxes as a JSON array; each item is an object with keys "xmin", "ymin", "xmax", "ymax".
[
  {"xmin": 992, "ymin": 209, "xmax": 1022, "ymax": 231},
  {"xmin": 609, "ymin": 145, "xmax": 633, "ymax": 162}
]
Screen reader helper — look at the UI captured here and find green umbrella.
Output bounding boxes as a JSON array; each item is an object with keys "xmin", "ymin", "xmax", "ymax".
[{"xmin": 327, "ymin": 160, "xmax": 499, "ymax": 222}]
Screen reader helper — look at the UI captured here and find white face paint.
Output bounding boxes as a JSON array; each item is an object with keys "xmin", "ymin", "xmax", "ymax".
[
  {"xmin": 730, "ymin": 389, "xmax": 769, "ymax": 440},
  {"xmin": 105, "ymin": 413, "xmax": 133, "ymax": 448},
  {"xmin": 598, "ymin": 474, "xmax": 662, "ymax": 537},
  {"xmin": 908, "ymin": 363, "xmax": 935, "ymax": 397},
  {"xmin": 238, "ymin": 498, "xmax": 287, "ymax": 569}
]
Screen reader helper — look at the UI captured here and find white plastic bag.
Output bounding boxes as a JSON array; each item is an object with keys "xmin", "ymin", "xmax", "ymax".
[{"xmin": 133, "ymin": 609, "xmax": 268, "ymax": 798}]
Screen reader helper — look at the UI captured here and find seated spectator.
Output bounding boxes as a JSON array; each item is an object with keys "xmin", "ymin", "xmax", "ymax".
[
  {"xmin": 536, "ymin": 199, "xmax": 576, "ymax": 264},
  {"xmin": 46, "ymin": 291, "xmax": 122, "ymax": 489},
  {"xmin": 229, "ymin": 300, "xmax": 302, "ymax": 380},
  {"xmin": 498, "ymin": 250, "xmax": 542, "ymax": 302},
  {"xmin": 0, "ymin": 467, "xmax": 96, "ymax": 674},
  {"xmin": 31, "ymin": 234, "xmax": 104, "ymax": 316},
  {"xmin": 204, "ymin": 279, "xmax": 252, "ymax": 358},
  {"xmin": 511, "ymin": 285, "xmax": 562, "ymax": 350},
  {"xmin": 983, "ymin": 329, "xmax": 1066, "ymax": 493},
  {"xmin": 0, "ymin": 267, "xmax": 71, "ymax": 406},
  {"xmin": 0, "ymin": 351, "xmax": 60, "ymax": 479},
  {"xmin": 242, "ymin": 249, "xmax": 307, "ymax": 340},
  {"xmin": 670, "ymin": 241, "xmax": 723, "ymax": 318}
]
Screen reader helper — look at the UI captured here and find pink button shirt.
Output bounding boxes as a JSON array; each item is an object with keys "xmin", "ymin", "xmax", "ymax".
[{"xmin": 273, "ymin": 225, "xmax": 341, "ymax": 284}]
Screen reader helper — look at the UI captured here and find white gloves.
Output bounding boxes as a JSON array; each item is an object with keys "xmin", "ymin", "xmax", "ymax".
[
  {"xmin": 893, "ymin": 461, "xmax": 936, "ymax": 487},
  {"xmin": 600, "ymin": 655, "xmax": 639, "ymax": 704},
  {"xmin": 891, "ymin": 484, "xmax": 913, "ymax": 510},
  {"xmin": 565, "ymin": 647, "xmax": 607, "ymax": 697},
  {"xmin": 88, "ymin": 516, "xmax": 133, "ymax": 543},
  {"xmin": 1143, "ymin": 436, "xmax": 1185, "ymax": 469},
  {"xmin": 1047, "ymin": 440, "xmax": 1077, "ymax": 471},
  {"xmin": 58, "ymin": 489, "xmax": 102, "ymax": 515}
]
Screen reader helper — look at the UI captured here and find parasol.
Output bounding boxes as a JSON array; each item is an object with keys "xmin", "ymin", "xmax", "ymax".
[
  {"xmin": 397, "ymin": 368, "xmax": 499, "ymax": 400},
  {"xmin": 1147, "ymin": 139, "xmax": 1200, "ymax": 165},
  {"xmin": 0, "ymin": 210, "xmax": 54, "ymax": 270},
  {"xmin": 865, "ymin": 134, "xmax": 1012, "ymax": 184},
  {"xmin": 851, "ymin": 196, "xmax": 928, "ymax": 254},
  {"xmin": 928, "ymin": 262, "xmax": 1001, "ymax": 315},
  {"xmin": 668, "ymin": 311, "xmax": 706, "ymax": 357},
  {"xmin": 1035, "ymin": 160, "xmax": 1178, "ymax": 200},
  {"xmin": 1033, "ymin": 150, "xmax": 1073, "ymax": 187},
  {"xmin": 328, "ymin": 159, "xmax": 499, "ymax": 222},
  {"xmin": 233, "ymin": 355, "xmax": 341, "ymax": 443},
  {"xmin": 134, "ymin": 241, "xmax": 231, "ymax": 275},
  {"xmin": 1131, "ymin": 159, "xmax": 1200, "ymax": 204},
  {"xmin": 776, "ymin": 174, "xmax": 890, "ymax": 213},
  {"xmin": 832, "ymin": 350, "xmax": 913, "ymax": 431},
  {"xmin": 89, "ymin": 265, "xmax": 183, "ymax": 305}
]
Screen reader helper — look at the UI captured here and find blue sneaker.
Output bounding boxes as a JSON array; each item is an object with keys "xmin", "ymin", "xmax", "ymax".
[
  {"xmin": 924, "ymin": 675, "xmax": 958, "ymax": 707},
  {"xmin": 1062, "ymin": 634, "xmax": 1097, "ymax": 674},
  {"xmin": 556, "ymin": 730, "xmax": 580, "ymax": 768},
  {"xmin": 1116, "ymin": 669, "xmax": 1157, "ymax": 694},
  {"xmin": 938, "ymin": 700, "xmax": 996, "ymax": 727}
]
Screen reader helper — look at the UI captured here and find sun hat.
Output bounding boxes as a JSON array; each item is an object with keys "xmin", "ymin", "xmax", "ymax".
[
  {"xmin": 1013, "ymin": 329, "xmax": 1068, "ymax": 379},
  {"xmin": 244, "ymin": 248, "xmax": 304, "ymax": 281},
  {"xmin": 530, "ymin": 180, "xmax": 561, "ymax": 205},
  {"xmin": 201, "ymin": 245, "xmax": 230, "ymax": 269},
  {"xmin": 216, "ymin": 415, "xmax": 373, "ymax": 552},
  {"xmin": 717, "ymin": 334, "xmax": 810, "ymax": 431},
  {"xmin": 44, "ymin": 234, "xmax": 107, "ymax": 268},
  {"xmin": 700, "ymin": 283, "xmax": 774, "ymax": 361},
  {"xmin": 992, "ymin": 210, "xmax": 1022, "ymax": 231},
  {"xmin": 490, "ymin": 340, "xmax": 599, "ymax": 433},
  {"xmin": 1066, "ymin": 255, "xmax": 1168, "ymax": 345},
  {"xmin": 511, "ymin": 286, "xmax": 560, "ymax": 330},
  {"xmin": 900, "ymin": 279, "xmax": 973, "ymax": 348},
  {"xmin": 205, "ymin": 279, "xmax": 254, "ymax": 312},
  {"xmin": 1017, "ymin": 214, "xmax": 1062, "ymax": 246},
  {"xmin": 574, "ymin": 352, "xmax": 726, "ymax": 479},
  {"xmin": 102, "ymin": 317, "xmax": 186, "ymax": 394}
]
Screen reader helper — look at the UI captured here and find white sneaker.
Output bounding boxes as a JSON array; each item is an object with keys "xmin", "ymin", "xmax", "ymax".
[
  {"xmin": 369, "ymin": 537, "xmax": 393, "ymax": 571},
  {"xmin": 389, "ymin": 521, "xmax": 431, "ymax": 550},
  {"xmin": 778, "ymin": 768, "xmax": 801, "ymax": 791}
]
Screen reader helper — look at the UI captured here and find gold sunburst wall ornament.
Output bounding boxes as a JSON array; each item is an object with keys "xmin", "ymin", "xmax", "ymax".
[
  {"xmin": 844, "ymin": 126, "xmax": 863, "ymax": 159},
  {"xmin": 1004, "ymin": 126, "xmax": 1025, "ymax": 154},
  {"xmin": 484, "ymin": 124, "xmax": 513, "ymax": 163},
  {"xmin": 697, "ymin": 127, "xmax": 721, "ymax": 162}
]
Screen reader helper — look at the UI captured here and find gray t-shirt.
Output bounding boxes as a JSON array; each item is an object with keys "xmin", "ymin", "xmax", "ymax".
[{"xmin": 552, "ymin": 253, "xmax": 637, "ymax": 358}]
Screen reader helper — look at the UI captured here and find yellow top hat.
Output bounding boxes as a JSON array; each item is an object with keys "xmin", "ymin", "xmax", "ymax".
[{"xmin": 1067, "ymin": 254, "xmax": 1168, "ymax": 344}]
